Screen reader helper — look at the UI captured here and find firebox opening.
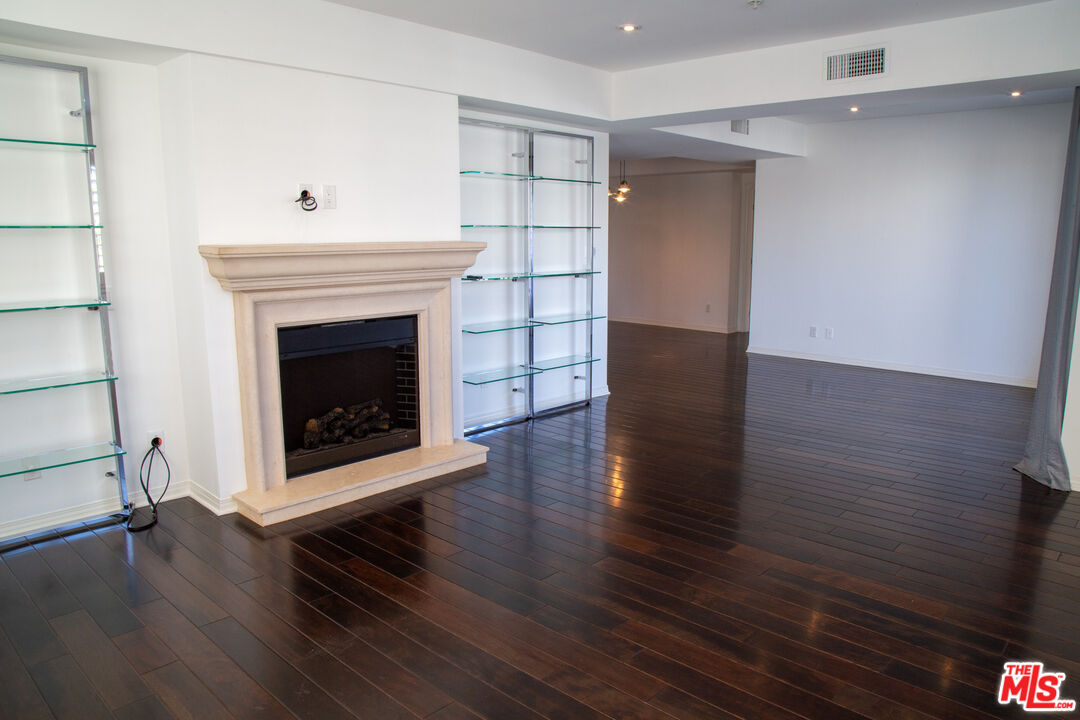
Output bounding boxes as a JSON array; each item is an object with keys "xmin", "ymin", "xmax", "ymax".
[{"xmin": 278, "ymin": 315, "xmax": 420, "ymax": 479}]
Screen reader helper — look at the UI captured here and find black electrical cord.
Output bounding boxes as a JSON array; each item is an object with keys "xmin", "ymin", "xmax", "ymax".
[
  {"xmin": 127, "ymin": 437, "xmax": 170, "ymax": 532},
  {"xmin": 295, "ymin": 189, "xmax": 318, "ymax": 211}
]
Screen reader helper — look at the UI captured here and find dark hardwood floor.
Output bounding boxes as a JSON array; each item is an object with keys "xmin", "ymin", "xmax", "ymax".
[{"xmin": 3, "ymin": 320, "xmax": 1080, "ymax": 719}]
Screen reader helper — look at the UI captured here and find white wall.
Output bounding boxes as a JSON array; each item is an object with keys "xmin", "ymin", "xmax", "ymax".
[
  {"xmin": 610, "ymin": 162, "xmax": 752, "ymax": 333},
  {"xmin": 157, "ymin": 53, "xmax": 463, "ymax": 508},
  {"xmin": 749, "ymin": 103, "xmax": 1071, "ymax": 386},
  {"xmin": 0, "ymin": 42, "xmax": 192, "ymax": 535}
]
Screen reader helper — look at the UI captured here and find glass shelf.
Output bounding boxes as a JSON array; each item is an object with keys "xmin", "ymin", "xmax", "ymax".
[
  {"xmin": 463, "ymin": 357, "xmax": 598, "ymax": 385},
  {"xmin": 0, "ymin": 371, "xmax": 117, "ymax": 396},
  {"xmin": 461, "ymin": 224, "xmax": 600, "ymax": 230},
  {"xmin": 0, "ymin": 442, "xmax": 125, "ymax": 479},
  {"xmin": 460, "ymin": 170, "xmax": 532, "ymax": 180},
  {"xmin": 531, "ymin": 313, "xmax": 606, "ymax": 326},
  {"xmin": 462, "ymin": 319, "xmax": 541, "ymax": 334},
  {"xmin": 461, "ymin": 224, "xmax": 528, "ymax": 229},
  {"xmin": 530, "ymin": 355, "xmax": 599, "ymax": 371},
  {"xmin": 0, "ymin": 298, "xmax": 109, "ymax": 313},
  {"xmin": 0, "ymin": 137, "xmax": 95, "ymax": 149},
  {"xmin": 0, "ymin": 225, "xmax": 102, "ymax": 229},
  {"xmin": 532, "ymin": 176, "xmax": 600, "ymax": 185},
  {"xmin": 463, "ymin": 270, "xmax": 600, "ymax": 282},
  {"xmin": 460, "ymin": 170, "xmax": 599, "ymax": 185},
  {"xmin": 463, "ymin": 365, "xmax": 541, "ymax": 386}
]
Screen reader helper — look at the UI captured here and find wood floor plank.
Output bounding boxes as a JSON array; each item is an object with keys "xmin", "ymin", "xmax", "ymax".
[
  {"xmin": 113, "ymin": 695, "xmax": 178, "ymax": 720},
  {"xmin": 93, "ymin": 527, "xmax": 228, "ymax": 627},
  {"xmin": 155, "ymin": 506, "xmax": 262, "ymax": 585},
  {"xmin": 142, "ymin": 660, "xmax": 238, "ymax": 720},
  {"xmin": 35, "ymin": 535, "xmax": 144, "ymax": 637},
  {"xmin": 133, "ymin": 598, "xmax": 294, "ymax": 720},
  {"xmin": 339, "ymin": 556, "xmax": 649, "ymax": 720},
  {"xmin": 113, "ymin": 626, "xmax": 179, "ymax": 674},
  {"xmin": 292, "ymin": 649, "xmax": 421, "ymax": 720},
  {"xmin": 50, "ymin": 609, "xmax": 152, "ymax": 709},
  {"xmin": 310, "ymin": 592, "xmax": 547, "ymax": 720},
  {"xmin": 64, "ymin": 530, "xmax": 162, "ymax": 607},
  {"xmin": 28, "ymin": 654, "xmax": 112, "ymax": 720},
  {"xmin": 3, "ymin": 545, "xmax": 82, "ymax": 618},
  {"xmin": 0, "ymin": 626, "xmax": 53, "ymax": 720},
  {"xmin": 0, "ymin": 558, "xmax": 67, "ymax": 666}
]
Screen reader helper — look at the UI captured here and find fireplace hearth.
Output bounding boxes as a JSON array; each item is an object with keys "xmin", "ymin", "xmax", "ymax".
[{"xmin": 278, "ymin": 315, "xmax": 421, "ymax": 477}]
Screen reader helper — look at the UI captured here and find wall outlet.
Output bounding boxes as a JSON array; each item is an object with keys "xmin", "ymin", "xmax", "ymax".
[
  {"xmin": 146, "ymin": 429, "xmax": 165, "ymax": 448},
  {"xmin": 323, "ymin": 184, "xmax": 337, "ymax": 209},
  {"xmin": 809, "ymin": 325, "xmax": 817, "ymax": 338},
  {"xmin": 825, "ymin": 327, "xmax": 834, "ymax": 340},
  {"xmin": 298, "ymin": 183, "xmax": 313, "ymax": 198}
]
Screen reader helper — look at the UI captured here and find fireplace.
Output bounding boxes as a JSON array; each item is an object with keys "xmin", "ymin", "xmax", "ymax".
[
  {"xmin": 199, "ymin": 241, "xmax": 488, "ymax": 526},
  {"xmin": 279, "ymin": 315, "xmax": 421, "ymax": 477}
]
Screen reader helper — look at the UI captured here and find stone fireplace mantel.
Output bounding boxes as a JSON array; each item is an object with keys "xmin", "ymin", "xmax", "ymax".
[{"xmin": 199, "ymin": 241, "xmax": 487, "ymax": 526}]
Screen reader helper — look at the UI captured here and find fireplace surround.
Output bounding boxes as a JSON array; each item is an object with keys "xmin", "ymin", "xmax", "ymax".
[{"xmin": 200, "ymin": 241, "xmax": 487, "ymax": 525}]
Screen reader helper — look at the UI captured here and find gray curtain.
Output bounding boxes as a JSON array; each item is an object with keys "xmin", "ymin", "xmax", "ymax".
[{"xmin": 1015, "ymin": 87, "xmax": 1080, "ymax": 491}]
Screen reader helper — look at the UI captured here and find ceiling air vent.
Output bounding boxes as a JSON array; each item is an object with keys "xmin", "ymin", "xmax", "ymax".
[
  {"xmin": 825, "ymin": 46, "xmax": 887, "ymax": 81},
  {"xmin": 730, "ymin": 119, "xmax": 750, "ymax": 135}
]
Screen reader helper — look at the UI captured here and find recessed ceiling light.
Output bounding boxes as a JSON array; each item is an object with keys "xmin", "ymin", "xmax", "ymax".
[
  {"xmin": 619, "ymin": 24, "xmax": 641, "ymax": 32},
  {"xmin": 1011, "ymin": 90, "xmax": 1022, "ymax": 97},
  {"xmin": 849, "ymin": 106, "xmax": 860, "ymax": 113}
]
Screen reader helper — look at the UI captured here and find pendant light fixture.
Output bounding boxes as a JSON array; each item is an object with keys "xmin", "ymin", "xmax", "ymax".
[{"xmin": 609, "ymin": 160, "xmax": 631, "ymax": 203}]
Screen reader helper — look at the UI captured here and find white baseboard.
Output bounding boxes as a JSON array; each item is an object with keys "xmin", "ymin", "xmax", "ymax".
[
  {"xmin": 745, "ymin": 345, "xmax": 1037, "ymax": 388},
  {"xmin": 188, "ymin": 481, "xmax": 239, "ymax": 516},
  {"xmin": 610, "ymin": 316, "xmax": 744, "ymax": 334},
  {"xmin": 0, "ymin": 480, "xmax": 193, "ymax": 542}
]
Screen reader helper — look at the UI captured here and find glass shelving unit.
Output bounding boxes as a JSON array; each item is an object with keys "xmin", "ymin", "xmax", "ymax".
[
  {"xmin": 459, "ymin": 118, "xmax": 600, "ymax": 432},
  {"xmin": 0, "ymin": 54, "xmax": 130, "ymax": 527}
]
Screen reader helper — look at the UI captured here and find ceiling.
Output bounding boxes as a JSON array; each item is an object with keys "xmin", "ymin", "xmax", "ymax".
[{"xmin": 325, "ymin": 0, "xmax": 1048, "ymax": 72}]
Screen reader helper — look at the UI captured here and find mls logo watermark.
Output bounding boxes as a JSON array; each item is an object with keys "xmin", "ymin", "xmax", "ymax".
[{"xmin": 998, "ymin": 662, "xmax": 1076, "ymax": 712}]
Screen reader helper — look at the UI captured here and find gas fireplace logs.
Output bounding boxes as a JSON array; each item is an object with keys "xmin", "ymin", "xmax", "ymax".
[{"xmin": 302, "ymin": 399, "xmax": 392, "ymax": 450}]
